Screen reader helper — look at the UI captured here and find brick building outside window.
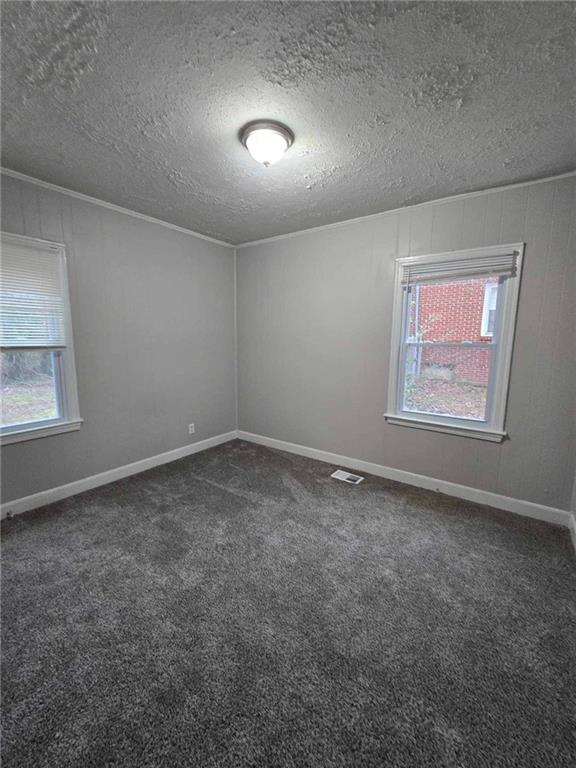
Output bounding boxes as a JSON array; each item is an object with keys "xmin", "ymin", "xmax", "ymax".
[{"xmin": 404, "ymin": 277, "xmax": 499, "ymax": 420}]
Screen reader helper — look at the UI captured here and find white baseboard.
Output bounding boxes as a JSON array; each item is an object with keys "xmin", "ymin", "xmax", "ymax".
[
  {"xmin": 1, "ymin": 431, "xmax": 238, "ymax": 519},
  {"xmin": 237, "ymin": 430, "xmax": 571, "ymax": 529},
  {"xmin": 569, "ymin": 514, "xmax": 576, "ymax": 555},
  {"xmin": 3, "ymin": 428, "xmax": 573, "ymax": 553}
]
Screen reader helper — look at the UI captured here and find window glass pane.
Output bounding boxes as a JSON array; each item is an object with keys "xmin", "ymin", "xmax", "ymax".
[
  {"xmin": 486, "ymin": 309, "xmax": 496, "ymax": 335},
  {"xmin": 1, "ymin": 350, "xmax": 60, "ymax": 428},
  {"xmin": 407, "ymin": 277, "xmax": 499, "ymax": 343},
  {"xmin": 402, "ymin": 344, "xmax": 492, "ymax": 421},
  {"xmin": 402, "ymin": 276, "xmax": 501, "ymax": 422}
]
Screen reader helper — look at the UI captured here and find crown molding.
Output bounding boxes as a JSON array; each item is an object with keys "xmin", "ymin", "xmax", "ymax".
[
  {"xmin": 3, "ymin": 166, "xmax": 574, "ymax": 250},
  {"xmin": 0, "ymin": 167, "xmax": 235, "ymax": 248},
  {"xmin": 236, "ymin": 170, "xmax": 576, "ymax": 249}
]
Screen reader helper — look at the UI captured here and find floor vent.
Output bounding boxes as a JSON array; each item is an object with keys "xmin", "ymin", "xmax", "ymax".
[{"xmin": 331, "ymin": 469, "xmax": 364, "ymax": 484}]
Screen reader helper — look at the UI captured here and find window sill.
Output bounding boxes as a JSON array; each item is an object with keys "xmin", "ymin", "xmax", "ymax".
[
  {"xmin": 0, "ymin": 419, "xmax": 83, "ymax": 446},
  {"xmin": 383, "ymin": 414, "xmax": 506, "ymax": 443}
]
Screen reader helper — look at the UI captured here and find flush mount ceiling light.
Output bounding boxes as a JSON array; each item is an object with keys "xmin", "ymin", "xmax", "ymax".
[{"xmin": 240, "ymin": 120, "xmax": 294, "ymax": 167}]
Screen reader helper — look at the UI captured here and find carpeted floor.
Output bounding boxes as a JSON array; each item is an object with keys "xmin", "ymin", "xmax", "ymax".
[{"xmin": 1, "ymin": 439, "xmax": 575, "ymax": 768}]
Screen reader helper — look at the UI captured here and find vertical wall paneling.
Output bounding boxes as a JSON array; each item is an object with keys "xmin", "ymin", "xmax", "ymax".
[
  {"xmin": 1, "ymin": 175, "xmax": 236, "ymax": 503},
  {"xmin": 237, "ymin": 177, "xmax": 576, "ymax": 509}
]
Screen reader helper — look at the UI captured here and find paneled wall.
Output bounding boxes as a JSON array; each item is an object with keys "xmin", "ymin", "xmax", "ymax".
[
  {"xmin": 1, "ymin": 175, "xmax": 236, "ymax": 503},
  {"xmin": 237, "ymin": 176, "xmax": 576, "ymax": 510},
  {"xmin": 3, "ymin": 173, "xmax": 574, "ymax": 510}
]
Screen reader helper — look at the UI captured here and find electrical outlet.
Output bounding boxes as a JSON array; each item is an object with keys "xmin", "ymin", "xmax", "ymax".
[{"xmin": 188, "ymin": 423, "xmax": 195, "ymax": 435}]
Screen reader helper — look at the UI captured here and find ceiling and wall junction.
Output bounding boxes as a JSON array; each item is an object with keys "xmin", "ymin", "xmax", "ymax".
[{"xmin": 2, "ymin": 1, "xmax": 575, "ymax": 244}]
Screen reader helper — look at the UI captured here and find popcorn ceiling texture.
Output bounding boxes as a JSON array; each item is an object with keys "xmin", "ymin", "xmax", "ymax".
[{"xmin": 2, "ymin": 1, "xmax": 575, "ymax": 244}]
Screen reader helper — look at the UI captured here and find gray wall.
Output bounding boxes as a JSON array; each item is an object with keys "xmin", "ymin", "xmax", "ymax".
[
  {"xmin": 1, "ymin": 175, "xmax": 236, "ymax": 503},
  {"xmin": 3, "ymin": 173, "xmax": 575, "ymax": 511},
  {"xmin": 238, "ymin": 176, "xmax": 576, "ymax": 510}
]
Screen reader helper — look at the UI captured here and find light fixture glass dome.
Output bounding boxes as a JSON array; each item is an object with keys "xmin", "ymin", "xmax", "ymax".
[{"xmin": 241, "ymin": 121, "xmax": 294, "ymax": 167}]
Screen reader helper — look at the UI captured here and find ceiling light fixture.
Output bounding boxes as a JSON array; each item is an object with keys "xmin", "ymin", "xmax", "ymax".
[{"xmin": 240, "ymin": 120, "xmax": 294, "ymax": 167}]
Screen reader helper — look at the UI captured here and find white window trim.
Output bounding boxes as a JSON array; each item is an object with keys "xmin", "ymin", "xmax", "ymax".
[
  {"xmin": 0, "ymin": 419, "xmax": 83, "ymax": 445},
  {"xmin": 1, "ymin": 232, "xmax": 82, "ymax": 445},
  {"xmin": 384, "ymin": 243, "xmax": 525, "ymax": 442},
  {"xmin": 481, "ymin": 282, "xmax": 498, "ymax": 337}
]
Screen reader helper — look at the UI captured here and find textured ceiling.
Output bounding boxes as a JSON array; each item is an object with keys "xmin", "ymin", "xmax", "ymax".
[{"xmin": 2, "ymin": 1, "xmax": 575, "ymax": 244}]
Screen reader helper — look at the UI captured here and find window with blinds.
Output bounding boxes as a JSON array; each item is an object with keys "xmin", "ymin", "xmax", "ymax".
[
  {"xmin": 385, "ymin": 244, "xmax": 524, "ymax": 442},
  {"xmin": 1, "ymin": 232, "xmax": 81, "ymax": 443}
]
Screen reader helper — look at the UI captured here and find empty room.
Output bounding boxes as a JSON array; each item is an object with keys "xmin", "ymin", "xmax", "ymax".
[{"xmin": 1, "ymin": 2, "xmax": 575, "ymax": 766}]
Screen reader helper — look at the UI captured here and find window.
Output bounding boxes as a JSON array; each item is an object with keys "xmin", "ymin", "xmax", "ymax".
[
  {"xmin": 481, "ymin": 282, "xmax": 498, "ymax": 337},
  {"xmin": 385, "ymin": 244, "xmax": 524, "ymax": 442},
  {"xmin": 1, "ymin": 232, "xmax": 81, "ymax": 444}
]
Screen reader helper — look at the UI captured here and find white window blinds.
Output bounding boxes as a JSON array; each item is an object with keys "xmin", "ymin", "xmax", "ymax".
[
  {"xmin": 400, "ymin": 248, "xmax": 519, "ymax": 285},
  {"xmin": 1, "ymin": 234, "xmax": 67, "ymax": 348}
]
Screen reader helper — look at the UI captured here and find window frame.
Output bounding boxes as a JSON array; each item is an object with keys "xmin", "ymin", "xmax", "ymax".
[
  {"xmin": 1, "ymin": 232, "xmax": 82, "ymax": 445},
  {"xmin": 384, "ymin": 243, "xmax": 524, "ymax": 442}
]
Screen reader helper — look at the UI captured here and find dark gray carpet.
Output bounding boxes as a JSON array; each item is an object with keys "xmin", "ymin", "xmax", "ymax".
[{"xmin": 2, "ymin": 439, "xmax": 575, "ymax": 768}]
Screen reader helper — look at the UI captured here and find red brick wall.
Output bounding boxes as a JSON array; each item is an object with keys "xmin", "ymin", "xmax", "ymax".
[{"xmin": 411, "ymin": 278, "xmax": 495, "ymax": 386}]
